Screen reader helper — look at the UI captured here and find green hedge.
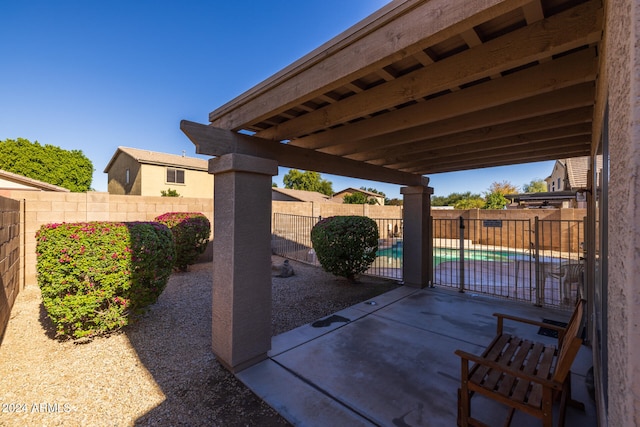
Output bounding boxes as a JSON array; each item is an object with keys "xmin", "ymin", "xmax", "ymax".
[
  {"xmin": 155, "ymin": 212, "xmax": 211, "ymax": 271},
  {"xmin": 310, "ymin": 216, "xmax": 379, "ymax": 283},
  {"xmin": 36, "ymin": 221, "xmax": 175, "ymax": 339}
]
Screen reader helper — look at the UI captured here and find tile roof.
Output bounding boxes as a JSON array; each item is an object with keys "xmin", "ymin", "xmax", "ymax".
[
  {"xmin": 272, "ymin": 187, "xmax": 334, "ymax": 203},
  {"xmin": 104, "ymin": 147, "xmax": 209, "ymax": 172},
  {"xmin": 0, "ymin": 169, "xmax": 70, "ymax": 192},
  {"xmin": 564, "ymin": 155, "xmax": 603, "ymax": 189}
]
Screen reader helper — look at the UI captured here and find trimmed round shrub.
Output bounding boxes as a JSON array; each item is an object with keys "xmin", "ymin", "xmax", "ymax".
[
  {"xmin": 155, "ymin": 212, "xmax": 211, "ymax": 271},
  {"xmin": 310, "ymin": 216, "xmax": 379, "ymax": 283},
  {"xmin": 36, "ymin": 221, "xmax": 175, "ymax": 339}
]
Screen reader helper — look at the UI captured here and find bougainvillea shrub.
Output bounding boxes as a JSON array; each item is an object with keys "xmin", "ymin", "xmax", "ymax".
[
  {"xmin": 310, "ymin": 216, "xmax": 379, "ymax": 283},
  {"xmin": 155, "ymin": 212, "xmax": 211, "ymax": 271},
  {"xmin": 36, "ymin": 221, "xmax": 175, "ymax": 339}
]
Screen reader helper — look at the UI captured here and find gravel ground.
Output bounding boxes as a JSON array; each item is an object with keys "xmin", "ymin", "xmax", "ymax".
[{"xmin": 0, "ymin": 256, "xmax": 398, "ymax": 426}]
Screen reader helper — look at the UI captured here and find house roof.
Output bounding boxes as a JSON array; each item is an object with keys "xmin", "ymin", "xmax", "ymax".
[
  {"xmin": 272, "ymin": 187, "xmax": 334, "ymax": 203},
  {"xmin": 0, "ymin": 169, "xmax": 70, "ymax": 192},
  {"xmin": 182, "ymin": 0, "xmax": 602, "ymax": 185},
  {"xmin": 565, "ymin": 155, "xmax": 603, "ymax": 189},
  {"xmin": 104, "ymin": 146, "xmax": 209, "ymax": 173}
]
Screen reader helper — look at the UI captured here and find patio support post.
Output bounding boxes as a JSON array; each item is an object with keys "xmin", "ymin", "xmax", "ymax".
[
  {"xmin": 401, "ymin": 185, "xmax": 434, "ymax": 288},
  {"xmin": 208, "ymin": 153, "xmax": 278, "ymax": 372}
]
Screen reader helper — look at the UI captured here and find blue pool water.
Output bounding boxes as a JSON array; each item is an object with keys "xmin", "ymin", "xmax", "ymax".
[{"xmin": 377, "ymin": 244, "xmax": 530, "ymax": 265}]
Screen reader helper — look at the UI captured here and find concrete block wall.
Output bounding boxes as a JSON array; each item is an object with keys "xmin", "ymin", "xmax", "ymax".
[
  {"xmin": 431, "ymin": 209, "xmax": 586, "ymax": 252},
  {"xmin": 0, "ymin": 196, "xmax": 20, "ymax": 340},
  {"xmin": 0, "ymin": 190, "xmax": 213, "ymax": 287}
]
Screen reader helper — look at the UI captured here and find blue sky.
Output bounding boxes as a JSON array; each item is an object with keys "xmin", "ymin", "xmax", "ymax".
[{"xmin": 1, "ymin": 0, "xmax": 553, "ymax": 199}]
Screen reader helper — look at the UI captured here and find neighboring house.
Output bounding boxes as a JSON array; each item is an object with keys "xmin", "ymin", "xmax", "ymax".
[
  {"xmin": 545, "ymin": 156, "xmax": 603, "ymax": 193},
  {"xmin": 271, "ymin": 187, "xmax": 334, "ymax": 203},
  {"xmin": 104, "ymin": 147, "xmax": 213, "ymax": 197},
  {"xmin": 508, "ymin": 156, "xmax": 604, "ymax": 208},
  {"xmin": 0, "ymin": 169, "xmax": 70, "ymax": 192},
  {"xmin": 331, "ymin": 187, "xmax": 385, "ymax": 205}
]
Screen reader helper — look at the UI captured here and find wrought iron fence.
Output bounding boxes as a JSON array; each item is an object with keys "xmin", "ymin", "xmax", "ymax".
[
  {"xmin": 433, "ymin": 217, "xmax": 585, "ymax": 309},
  {"xmin": 272, "ymin": 213, "xmax": 585, "ymax": 309},
  {"xmin": 271, "ymin": 214, "xmax": 403, "ymax": 279}
]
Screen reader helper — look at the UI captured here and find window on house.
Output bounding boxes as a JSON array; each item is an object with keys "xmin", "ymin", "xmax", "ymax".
[
  {"xmin": 166, "ymin": 168, "xmax": 185, "ymax": 184},
  {"xmin": 552, "ymin": 182, "xmax": 555, "ymax": 191},
  {"xmin": 557, "ymin": 178, "xmax": 561, "ymax": 190},
  {"xmin": 125, "ymin": 169, "xmax": 130, "ymax": 184}
]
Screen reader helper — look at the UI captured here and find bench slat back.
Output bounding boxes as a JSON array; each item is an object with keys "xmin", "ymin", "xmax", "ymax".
[{"xmin": 552, "ymin": 299, "xmax": 585, "ymax": 383}]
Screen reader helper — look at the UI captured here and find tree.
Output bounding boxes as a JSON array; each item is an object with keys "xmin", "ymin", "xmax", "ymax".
[
  {"xmin": 282, "ymin": 169, "xmax": 333, "ymax": 196},
  {"xmin": 522, "ymin": 179, "xmax": 547, "ymax": 193},
  {"xmin": 386, "ymin": 198, "xmax": 403, "ymax": 206},
  {"xmin": 454, "ymin": 197, "xmax": 485, "ymax": 209},
  {"xmin": 344, "ymin": 192, "xmax": 377, "ymax": 205},
  {"xmin": 482, "ymin": 181, "xmax": 518, "ymax": 209},
  {"xmin": 487, "ymin": 180, "xmax": 519, "ymax": 195},
  {"xmin": 161, "ymin": 188, "xmax": 180, "ymax": 197},
  {"xmin": 484, "ymin": 192, "xmax": 509, "ymax": 209},
  {"xmin": 0, "ymin": 138, "xmax": 93, "ymax": 192},
  {"xmin": 432, "ymin": 191, "xmax": 483, "ymax": 208},
  {"xmin": 360, "ymin": 186, "xmax": 388, "ymax": 204}
]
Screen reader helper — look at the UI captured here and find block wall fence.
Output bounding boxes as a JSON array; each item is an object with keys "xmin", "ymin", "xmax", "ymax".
[{"xmin": 0, "ymin": 190, "xmax": 585, "ymax": 337}]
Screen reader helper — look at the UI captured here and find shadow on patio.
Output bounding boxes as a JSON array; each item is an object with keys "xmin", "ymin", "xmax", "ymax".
[{"xmin": 238, "ymin": 287, "xmax": 596, "ymax": 427}]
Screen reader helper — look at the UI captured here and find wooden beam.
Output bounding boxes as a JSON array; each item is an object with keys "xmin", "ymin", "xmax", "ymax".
[
  {"xmin": 398, "ymin": 134, "xmax": 591, "ymax": 171},
  {"xmin": 358, "ymin": 107, "xmax": 593, "ymax": 164},
  {"xmin": 253, "ymin": 1, "xmax": 601, "ymax": 141},
  {"xmin": 421, "ymin": 147, "xmax": 591, "ymax": 173},
  {"xmin": 384, "ymin": 124, "xmax": 591, "ymax": 169},
  {"xmin": 320, "ymin": 83, "xmax": 594, "ymax": 157},
  {"xmin": 408, "ymin": 140, "xmax": 590, "ymax": 174},
  {"xmin": 180, "ymin": 120, "xmax": 427, "ymax": 187},
  {"xmin": 209, "ymin": 0, "xmax": 535, "ymax": 130},
  {"xmin": 522, "ymin": 0, "xmax": 545, "ymax": 24},
  {"xmin": 294, "ymin": 47, "xmax": 598, "ymax": 150}
]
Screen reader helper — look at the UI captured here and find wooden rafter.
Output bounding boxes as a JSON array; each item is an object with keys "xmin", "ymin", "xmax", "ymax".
[
  {"xmin": 295, "ymin": 47, "xmax": 597, "ymax": 150},
  {"xmin": 356, "ymin": 107, "xmax": 593, "ymax": 165},
  {"xmin": 180, "ymin": 120, "xmax": 427, "ymax": 186},
  {"xmin": 322, "ymin": 83, "xmax": 594, "ymax": 158},
  {"xmin": 188, "ymin": 0, "xmax": 604, "ymax": 183},
  {"xmin": 255, "ymin": 1, "xmax": 601, "ymax": 142}
]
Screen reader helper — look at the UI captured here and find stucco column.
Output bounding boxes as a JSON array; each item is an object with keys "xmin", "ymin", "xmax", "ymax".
[
  {"xmin": 208, "ymin": 153, "xmax": 278, "ymax": 372},
  {"xmin": 401, "ymin": 185, "xmax": 434, "ymax": 288}
]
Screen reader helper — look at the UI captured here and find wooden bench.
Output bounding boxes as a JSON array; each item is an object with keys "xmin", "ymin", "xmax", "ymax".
[{"xmin": 455, "ymin": 300, "xmax": 586, "ymax": 427}]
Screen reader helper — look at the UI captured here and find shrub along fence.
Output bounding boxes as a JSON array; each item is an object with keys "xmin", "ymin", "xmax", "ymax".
[
  {"xmin": 36, "ymin": 221, "xmax": 176, "ymax": 339},
  {"xmin": 0, "ymin": 190, "xmax": 213, "ymax": 290},
  {"xmin": 272, "ymin": 211, "xmax": 586, "ymax": 309}
]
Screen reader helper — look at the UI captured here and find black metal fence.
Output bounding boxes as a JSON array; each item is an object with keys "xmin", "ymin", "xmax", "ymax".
[
  {"xmin": 433, "ymin": 217, "xmax": 585, "ymax": 309},
  {"xmin": 271, "ymin": 214, "xmax": 403, "ymax": 279},
  {"xmin": 272, "ymin": 213, "xmax": 585, "ymax": 309}
]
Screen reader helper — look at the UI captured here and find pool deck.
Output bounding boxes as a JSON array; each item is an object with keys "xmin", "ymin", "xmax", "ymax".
[{"xmin": 238, "ymin": 286, "xmax": 596, "ymax": 426}]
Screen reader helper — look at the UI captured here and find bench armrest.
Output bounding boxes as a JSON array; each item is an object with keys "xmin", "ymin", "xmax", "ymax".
[
  {"xmin": 454, "ymin": 349, "xmax": 562, "ymax": 391},
  {"xmin": 493, "ymin": 312, "xmax": 566, "ymax": 344}
]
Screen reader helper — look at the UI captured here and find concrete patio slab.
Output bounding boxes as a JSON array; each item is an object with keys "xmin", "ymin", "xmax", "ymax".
[{"xmin": 238, "ymin": 287, "xmax": 597, "ymax": 427}]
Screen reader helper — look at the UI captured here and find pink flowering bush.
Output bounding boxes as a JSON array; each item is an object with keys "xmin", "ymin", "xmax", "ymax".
[
  {"xmin": 155, "ymin": 212, "xmax": 211, "ymax": 271},
  {"xmin": 36, "ymin": 221, "xmax": 175, "ymax": 339}
]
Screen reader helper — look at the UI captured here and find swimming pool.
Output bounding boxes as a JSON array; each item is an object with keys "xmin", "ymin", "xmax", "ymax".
[{"xmin": 377, "ymin": 244, "xmax": 530, "ymax": 266}]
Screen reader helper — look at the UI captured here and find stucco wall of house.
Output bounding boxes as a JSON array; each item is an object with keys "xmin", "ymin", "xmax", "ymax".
[
  {"xmin": 546, "ymin": 162, "xmax": 567, "ymax": 192},
  {"xmin": 139, "ymin": 164, "xmax": 213, "ymax": 198},
  {"xmin": 606, "ymin": 0, "xmax": 640, "ymax": 424},
  {"xmin": 107, "ymin": 154, "xmax": 142, "ymax": 195}
]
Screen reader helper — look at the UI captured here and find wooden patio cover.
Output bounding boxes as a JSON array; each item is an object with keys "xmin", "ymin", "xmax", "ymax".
[{"xmin": 182, "ymin": 0, "xmax": 603, "ymax": 187}]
